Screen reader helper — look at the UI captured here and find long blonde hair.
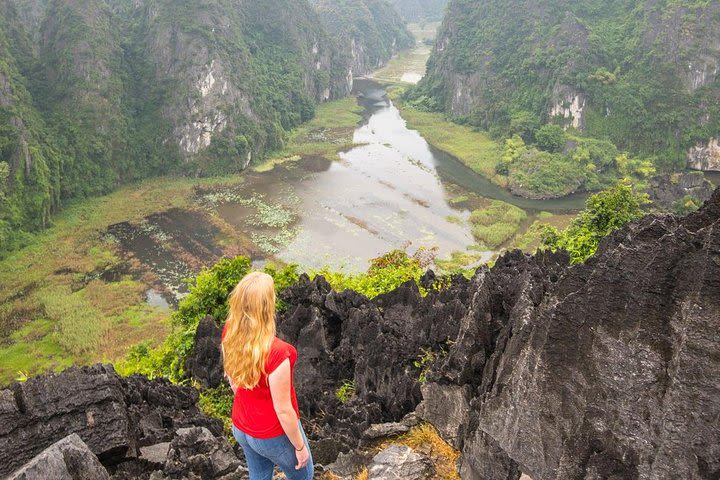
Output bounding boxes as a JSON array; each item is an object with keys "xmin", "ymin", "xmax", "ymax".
[{"xmin": 222, "ymin": 271, "xmax": 277, "ymax": 389}]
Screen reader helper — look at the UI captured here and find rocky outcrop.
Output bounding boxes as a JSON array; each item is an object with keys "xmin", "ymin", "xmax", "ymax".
[
  {"xmin": 4, "ymin": 190, "xmax": 720, "ymax": 478},
  {"xmin": 183, "ymin": 190, "xmax": 720, "ymax": 479},
  {"xmin": 645, "ymin": 172, "xmax": 716, "ymax": 211},
  {"xmin": 428, "ymin": 188, "xmax": 720, "ymax": 479},
  {"xmin": 185, "ymin": 315, "xmax": 224, "ymax": 388},
  {"xmin": 368, "ymin": 445, "xmax": 433, "ymax": 479},
  {"xmin": 7, "ymin": 434, "xmax": 110, "ymax": 480},
  {"xmin": 688, "ymin": 138, "xmax": 720, "ymax": 171},
  {"xmin": 283, "ymin": 189, "xmax": 720, "ymax": 478},
  {"xmin": 0, "ymin": 364, "xmax": 225, "ymax": 478},
  {"xmin": 548, "ymin": 85, "xmax": 585, "ymax": 131}
]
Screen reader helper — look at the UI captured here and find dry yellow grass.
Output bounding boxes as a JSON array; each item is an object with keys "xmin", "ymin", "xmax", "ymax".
[
  {"xmin": 377, "ymin": 424, "xmax": 461, "ymax": 480},
  {"xmin": 354, "ymin": 468, "xmax": 369, "ymax": 480}
]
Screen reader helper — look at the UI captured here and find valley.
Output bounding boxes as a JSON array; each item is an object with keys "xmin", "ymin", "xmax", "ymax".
[
  {"xmin": 0, "ymin": 22, "xmax": 582, "ymax": 383},
  {"xmin": 1, "ymin": 1, "xmax": 719, "ymax": 479}
]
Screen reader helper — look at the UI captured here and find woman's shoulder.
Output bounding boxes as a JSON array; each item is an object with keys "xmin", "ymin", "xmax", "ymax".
[{"xmin": 272, "ymin": 336, "xmax": 297, "ymax": 355}]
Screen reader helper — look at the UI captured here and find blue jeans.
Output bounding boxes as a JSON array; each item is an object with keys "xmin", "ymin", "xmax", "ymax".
[{"xmin": 232, "ymin": 422, "xmax": 314, "ymax": 480}]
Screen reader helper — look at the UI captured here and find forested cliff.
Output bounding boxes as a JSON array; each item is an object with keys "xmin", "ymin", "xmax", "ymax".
[
  {"xmin": 0, "ymin": 0, "xmax": 410, "ymax": 255},
  {"xmin": 410, "ymin": 0, "xmax": 719, "ymax": 195},
  {"xmin": 309, "ymin": 0, "xmax": 414, "ymax": 76}
]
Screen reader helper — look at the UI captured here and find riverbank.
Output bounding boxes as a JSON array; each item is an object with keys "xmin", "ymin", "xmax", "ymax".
[
  {"xmin": 252, "ymin": 97, "xmax": 364, "ymax": 172},
  {"xmin": 389, "ymin": 86, "xmax": 508, "ymax": 189}
]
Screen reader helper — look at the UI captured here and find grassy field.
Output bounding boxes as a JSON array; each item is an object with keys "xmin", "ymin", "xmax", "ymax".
[
  {"xmin": 508, "ymin": 211, "xmax": 576, "ymax": 252},
  {"xmin": 371, "ymin": 22, "xmax": 439, "ymax": 84},
  {"xmin": 469, "ymin": 200, "xmax": 528, "ymax": 249},
  {"xmin": 253, "ymin": 97, "xmax": 364, "ymax": 172},
  {"xmin": 0, "ymin": 176, "xmax": 249, "ymax": 384}
]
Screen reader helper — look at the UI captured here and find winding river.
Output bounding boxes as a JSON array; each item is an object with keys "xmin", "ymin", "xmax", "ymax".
[{"xmin": 215, "ymin": 79, "xmax": 587, "ymax": 272}]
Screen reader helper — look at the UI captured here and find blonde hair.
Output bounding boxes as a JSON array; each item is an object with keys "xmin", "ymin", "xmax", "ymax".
[{"xmin": 222, "ymin": 271, "xmax": 277, "ymax": 389}]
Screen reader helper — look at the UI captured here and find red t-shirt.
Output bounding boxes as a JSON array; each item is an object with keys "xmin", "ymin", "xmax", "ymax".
[{"xmin": 222, "ymin": 325, "xmax": 300, "ymax": 438}]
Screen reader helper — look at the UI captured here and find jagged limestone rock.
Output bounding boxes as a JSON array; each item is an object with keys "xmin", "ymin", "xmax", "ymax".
[
  {"xmin": 6, "ymin": 433, "xmax": 110, "ymax": 480},
  {"xmin": 185, "ymin": 315, "xmax": 224, "ymax": 388},
  {"xmin": 368, "ymin": 445, "xmax": 433, "ymax": 479},
  {"xmin": 0, "ymin": 364, "xmax": 224, "ymax": 478}
]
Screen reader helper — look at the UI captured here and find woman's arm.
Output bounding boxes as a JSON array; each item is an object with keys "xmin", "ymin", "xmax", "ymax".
[
  {"xmin": 269, "ymin": 359, "xmax": 309, "ymax": 469},
  {"xmin": 221, "ymin": 344, "xmax": 237, "ymax": 393}
]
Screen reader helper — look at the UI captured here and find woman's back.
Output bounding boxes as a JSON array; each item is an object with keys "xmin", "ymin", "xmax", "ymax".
[{"xmin": 223, "ymin": 328, "xmax": 300, "ymax": 438}]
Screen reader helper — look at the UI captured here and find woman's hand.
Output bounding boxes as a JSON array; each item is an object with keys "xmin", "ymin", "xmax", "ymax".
[{"xmin": 295, "ymin": 443, "xmax": 310, "ymax": 470}]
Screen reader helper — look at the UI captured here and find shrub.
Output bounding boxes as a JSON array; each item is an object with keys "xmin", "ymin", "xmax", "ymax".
[
  {"xmin": 199, "ymin": 385, "xmax": 235, "ymax": 436},
  {"xmin": 541, "ymin": 183, "xmax": 648, "ymax": 263},
  {"xmin": 335, "ymin": 380, "xmax": 356, "ymax": 403},
  {"xmin": 534, "ymin": 124, "xmax": 566, "ymax": 153},
  {"xmin": 314, "ymin": 248, "xmax": 434, "ymax": 299}
]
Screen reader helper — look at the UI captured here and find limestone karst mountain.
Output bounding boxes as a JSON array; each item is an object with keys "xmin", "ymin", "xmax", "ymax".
[{"xmin": 0, "ymin": 0, "xmax": 410, "ymax": 253}]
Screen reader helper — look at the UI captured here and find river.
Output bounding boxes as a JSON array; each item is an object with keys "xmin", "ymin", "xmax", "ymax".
[{"xmin": 214, "ymin": 79, "xmax": 587, "ymax": 272}]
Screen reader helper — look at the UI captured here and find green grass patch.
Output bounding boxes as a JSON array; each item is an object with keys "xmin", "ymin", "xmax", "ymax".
[
  {"xmin": 37, "ymin": 286, "xmax": 110, "ymax": 355},
  {"xmin": 254, "ymin": 97, "xmax": 363, "ymax": 171},
  {"xmin": 0, "ymin": 323, "xmax": 75, "ymax": 383},
  {"xmin": 469, "ymin": 201, "xmax": 527, "ymax": 249},
  {"xmin": 434, "ymin": 250, "xmax": 484, "ymax": 275}
]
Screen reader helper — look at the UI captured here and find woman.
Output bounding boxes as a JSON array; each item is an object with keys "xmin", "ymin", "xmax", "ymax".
[{"xmin": 222, "ymin": 271, "xmax": 313, "ymax": 479}]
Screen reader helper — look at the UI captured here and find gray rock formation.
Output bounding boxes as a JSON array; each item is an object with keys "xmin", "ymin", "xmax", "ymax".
[
  {"xmin": 368, "ymin": 445, "xmax": 433, "ymax": 479},
  {"xmin": 425, "ymin": 188, "xmax": 720, "ymax": 479},
  {"xmin": 7, "ymin": 434, "xmax": 110, "ymax": 480},
  {"xmin": 688, "ymin": 139, "xmax": 720, "ymax": 171},
  {"xmin": 184, "ymin": 189, "xmax": 720, "ymax": 479},
  {"xmin": 163, "ymin": 427, "xmax": 241, "ymax": 478},
  {"xmin": 185, "ymin": 316, "xmax": 224, "ymax": 389},
  {"xmin": 0, "ymin": 364, "xmax": 223, "ymax": 478},
  {"xmin": 645, "ymin": 172, "xmax": 715, "ymax": 211}
]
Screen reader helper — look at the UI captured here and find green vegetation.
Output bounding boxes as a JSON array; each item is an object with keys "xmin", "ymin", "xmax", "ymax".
[
  {"xmin": 372, "ymin": 23, "xmax": 439, "ymax": 85},
  {"xmin": 672, "ymin": 195, "xmax": 704, "ymax": 215},
  {"xmin": 433, "ymin": 250, "xmax": 484, "ymax": 276},
  {"xmin": 507, "ymin": 212, "xmax": 574, "ymax": 253},
  {"xmin": 541, "ymin": 183, "xmax": 648, "ymax": 264},
  {"xmin": 335, "ymin": 380, "xmax": 356, "ymax": 403},
  {"xmin": 408, "ymin": 0, "xmax": 720, "ymax": 194},
  {"xmin": 117, "ymin": 257, "xmax": 299, "ymax": 382},
  {"xmin": 0, "ymin": 175, "xmax": 248, "ymax": 384},
  {"xmin": 310, "ymin": 0, "xmax": 413, "ymax": 72},
  {"xmin": 414, "ymin": 347, "xmax": 444, "ymax": 384},
  {"xmin": 469, "ymin": 201, "xmax": 527, "ymax": 249},
  {"xmin": 198, "ymin": 385, "xmax": 235, "ymax": 436},
  {"xmin": 254, "ymin": 97, "xmax": 364, "ymax": 172},
  {"xmin": 313, "ymin": 248, "xmax": 432, "ymax": 299}
]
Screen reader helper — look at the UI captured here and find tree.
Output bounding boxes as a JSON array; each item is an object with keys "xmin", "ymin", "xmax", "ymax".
[
  {"xmin": 510, "ymin": 110, "xmax": 540, "ymax": 142},
  {"xmin": 0, "ymin": 161, "xmax": 8, "ymax": 202},
  {"xmin": 541, "ymin": 183, "xmax": 648, "ymax": 263},
  {"xmin": 534, "ymin": 124, "xmax": 566, "ymax": 153}
]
